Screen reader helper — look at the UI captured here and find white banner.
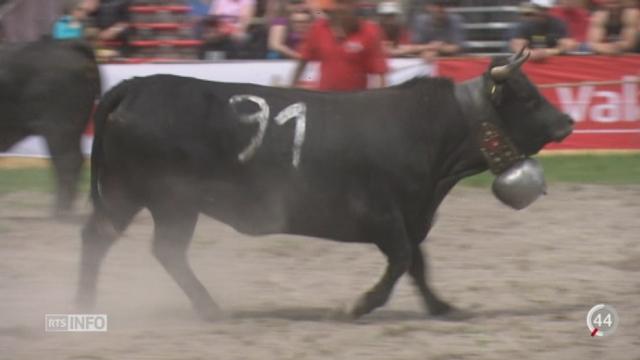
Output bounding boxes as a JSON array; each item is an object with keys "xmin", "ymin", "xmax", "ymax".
[
  {"xmin": 99, "ymin": 59, "xmax": 430, "ymax": 92},
  {"xmin": 3, "ymin": 59, "xmax": 432, "ymax": 157}
]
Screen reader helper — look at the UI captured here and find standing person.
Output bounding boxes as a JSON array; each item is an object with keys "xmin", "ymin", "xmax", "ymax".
[
  {"xmin": 290, "ymin": 0, "xmax": 388, "ymax": 91},
  {"xmin": 376, "ymin": 1, "xmax": 413, "ymax": 56},
  {"xmin": 510, "ymin": 1, "xmax": 573, "ymax": 61},
  {"xmin": 550, "ymin": 0, "xmax": 591, "ymax": 51},
  {"xmin": 190, "ymin": 0, "xmax": 214, "ymax": 41},
  {"xmin": 189, "ymin": 0, "xmax": 211, "ymax": 19},
  {"xmin": 410, "ymin": 0, "xmax": 465, "ymax": 62},
  {"xmin": 199, "ymin": 15, "xmax": 236, "ymax": 59},
  {"xmin": 208, "ymin": 0, "xmax": 257, "ymax": 57},
  {"xmin": 87, "ymin": 0, "xmax": 132, "ymax": 56},
  {"xmin": 634, "ymin": 0, "xmax": 640, "ymax": 52},
  {"xmin": 89, "ymin": 0, "xmax": 131, "ymax": 41},
  {"xmin": 267, "ymin": 0, "xmax": 312, "ymax": 59},
  {"xmin": 587, "ymin": 0, "xmax": 640, "ymax": 54},
  {"xmin": 53, "ymin": 0, "xmax": 90, "ymax": 40}
]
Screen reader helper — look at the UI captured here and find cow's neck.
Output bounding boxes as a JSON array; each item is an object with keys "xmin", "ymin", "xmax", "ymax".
[{"xmin": 454, "ymin": 77, "xmax": 525, "ymax": 175}]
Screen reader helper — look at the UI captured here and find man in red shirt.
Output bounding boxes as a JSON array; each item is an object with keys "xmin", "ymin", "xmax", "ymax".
[{"xmin": 290, "ymin": 0, "xmax": 388, "ymax": 91}]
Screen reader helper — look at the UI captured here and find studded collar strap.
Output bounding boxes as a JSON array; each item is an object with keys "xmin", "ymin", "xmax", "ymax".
[{"xmin": 454, "ymin": 76, "xmax": 525, "ymax": 175}]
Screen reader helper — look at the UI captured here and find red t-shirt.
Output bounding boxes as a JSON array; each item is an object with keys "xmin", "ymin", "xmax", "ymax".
[
  {"xmin": 298, "ymin": 19, "xmax": 388, "ymax": 91},
  {"xmin": 549, "ymin": 6, "xmax": 590, "ymax": 43}
]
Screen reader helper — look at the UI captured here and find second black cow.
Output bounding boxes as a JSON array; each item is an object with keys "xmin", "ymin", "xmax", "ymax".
[
  {"xmin": 78, "ymin": 50, "xmax": 573, "ymax": 320},
  {"xmin": 0, "ymin": 40, "xmax": 100, "ymax": 216}
]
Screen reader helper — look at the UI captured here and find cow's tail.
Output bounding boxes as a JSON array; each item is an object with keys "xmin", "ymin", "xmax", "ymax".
[
  {"xmin": 80, "ymin": 42, "xmax": 102, "ymax": 100},
  {"xmin": 64, "ymin": 40, "xmax": 102, "ymax": 99},
  {"xmin": 90, "ymin": 79, "xmax": 132, "ymax": 215}
]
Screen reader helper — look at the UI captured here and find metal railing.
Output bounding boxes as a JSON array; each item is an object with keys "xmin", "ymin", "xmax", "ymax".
[
  {"xmin": 462, "ymin": 22, "xmax": 516, "ymax": 30},
  {"xmin": 464, "ymin": 40, "xmax": 509, "ymax": 48},
  {"xmin": 448, "ymin": 6, "xmax": 519, "ymax": 13},
  {"xmin": 445, "ymin": 4, "xmax": 520, "ymax": 55}
]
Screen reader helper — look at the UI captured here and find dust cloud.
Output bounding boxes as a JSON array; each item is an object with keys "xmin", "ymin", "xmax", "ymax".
[{"xmin": 1, "ymin": 185, "xmax": 639, "ymax": 359}]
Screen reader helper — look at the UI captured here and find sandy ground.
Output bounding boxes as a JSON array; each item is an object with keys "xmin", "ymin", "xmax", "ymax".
[{"xmin": 0, "ymin": 184, "xmax": 639, "ymax": 360}]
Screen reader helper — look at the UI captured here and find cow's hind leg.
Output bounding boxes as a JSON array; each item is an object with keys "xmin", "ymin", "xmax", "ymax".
[
  {"xmin": 150, "ymin": 206, "xmax": 219, "ymax": 321},
  {"xmin": 44, "ymin": 130, "xmax": 84, "ymax": 217},
  {"xmin": 350, "ymin": 222, "xmax": 411, "ymax": 318},
  {"xmin": 77, "ymin": 205, "xmax": 139, "ymax": 310},
  {"xmin": 408, "ymin": 245, "xmax": 452, "ymax": 316}
]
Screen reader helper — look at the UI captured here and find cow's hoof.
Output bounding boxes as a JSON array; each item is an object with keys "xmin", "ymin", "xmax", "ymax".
[
  {"xmin": 196, "ymin": 306, "xmax": 224, "ymax": 322},
  {"xmin": 325, "ymin": 304, "xmax": 355, "ymax": 322},
  {"xmin": 429, "ymin": 301, "xmax": 473, "ymax": 321},
  {"xmin": 349, "ymin": 298, "xmax": 375, "ymax": 320},
  {"xmin": 347, "ymin": 290, "xmax": 389, "ymax": 320},
  {"xmin": 436, "ymin": 308, "xmax": 473, "ymax": 321},
  {"xmin": 428, "ymin": 299, "xmax": 453, "ymax": 316}
]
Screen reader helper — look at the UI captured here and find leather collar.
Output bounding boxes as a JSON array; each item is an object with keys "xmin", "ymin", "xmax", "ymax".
[{"xmin": 454, "ymin": 76, "xmax": 525, "ymax": 175}]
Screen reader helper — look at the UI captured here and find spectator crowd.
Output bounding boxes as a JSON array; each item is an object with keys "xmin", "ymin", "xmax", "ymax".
[
  {"xmin": 1, "ymin": 0, "xmax": 639, "ymax": 59},
  {"xmin": 0, "ymin": 0, "xmax": 639, "ymax": 89},
  {"xmin": 510, "ymin": 0, "xmax": 640, "ymax": 59}
]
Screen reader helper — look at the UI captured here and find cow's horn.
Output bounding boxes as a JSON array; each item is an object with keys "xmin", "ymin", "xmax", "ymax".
[
  {"xmin": 490, "ymin": 48, "xmax": 530, "ymax": 82},
  {"xmin": 508, "ymin": 46, "xmax": 527, "ymax": 63}
]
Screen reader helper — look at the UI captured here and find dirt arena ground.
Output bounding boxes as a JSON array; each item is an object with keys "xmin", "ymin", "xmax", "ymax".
[{"xmin": 0, "ymin": 184, "xmax": 638, "ymax": 359}]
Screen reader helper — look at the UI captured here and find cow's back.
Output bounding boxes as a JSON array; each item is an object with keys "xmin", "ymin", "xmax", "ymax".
[
  {"xmin": 98, "ymin": 74, "xmax": 461, "ymax": 236},
  {"xmin": 0, "ymin": 40, "xmax": 101, "ymax": 214},
  {"xmin": 104, "ymin": 75, "xmax": 452, "ymax": 172}
]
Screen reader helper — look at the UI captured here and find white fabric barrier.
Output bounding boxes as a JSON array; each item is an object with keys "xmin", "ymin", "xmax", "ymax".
[
  {"xmin": 100, "ymin": 59, "xmax": 431, "ymax": 93},
  {"xmin": 3, "ymin": 59, "xmax": 432, "ymax": 157}
]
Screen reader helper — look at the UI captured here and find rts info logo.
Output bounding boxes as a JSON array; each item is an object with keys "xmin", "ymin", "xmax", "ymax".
[{"xmin": 45, "ymin": 314, "xmax": 108, "ymax": 332}]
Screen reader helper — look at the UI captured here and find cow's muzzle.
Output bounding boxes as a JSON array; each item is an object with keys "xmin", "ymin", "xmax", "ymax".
[{"xmin": 552, "ymin": 115, "xmax": 575, "ymax": 142}]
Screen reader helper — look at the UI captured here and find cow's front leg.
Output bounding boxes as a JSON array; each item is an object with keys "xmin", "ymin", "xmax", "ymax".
[
  {"xmin": 408, "ymin": 244, "xmax": 452, "ymax": 316},
  {"xmin": 350, "ymin": 219, "xmax": 411, "ymax": 318},
  {"xmin": 150, "ymin": 205, "xmax": 220, "ymax": 321}
]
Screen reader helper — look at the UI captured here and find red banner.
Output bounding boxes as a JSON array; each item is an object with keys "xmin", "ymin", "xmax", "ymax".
[{"xmin": 436, "ymin": 55, "xmax": 640, "ymax": 150}]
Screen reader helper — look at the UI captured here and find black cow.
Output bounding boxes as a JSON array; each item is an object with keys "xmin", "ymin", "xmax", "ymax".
[
  {"xmin": 0, "ymin": 40, "xmax": 100, "ymax": 216},
  {"xmin": 78, "ymin": 50, "xmax": 573, "ymax": 320}
]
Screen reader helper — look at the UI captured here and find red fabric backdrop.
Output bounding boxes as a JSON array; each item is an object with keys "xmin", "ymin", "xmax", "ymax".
[{"xmin": 436, "ymin": 55, "xmax": 640, "ymax": 150}]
